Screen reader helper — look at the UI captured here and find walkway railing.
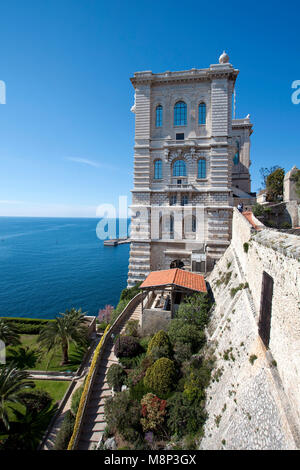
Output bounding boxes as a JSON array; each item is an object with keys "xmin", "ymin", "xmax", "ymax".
[{"xmin": 67, "ymin": 292, "xmax": 144, "ymax": 450}]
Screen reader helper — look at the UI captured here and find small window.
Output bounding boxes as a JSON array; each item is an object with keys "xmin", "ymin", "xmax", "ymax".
[
  {"xmin": 155, "ymin": 105, "xmax": 163, "ymax": 127},
  {"xmin": 174, "ymin": 101, "xmax": 187, "ymax": 126},
  {"xmin": 154, "ymin": 159, "xmax": 162, "ymax": 180},
  {"xmin": 181, "ymin": 195, "xmax": 189, "ymax": 206},
  {"xmin": 233, "ymin": 140, "xmax": 240, "ymax": 165},
  {"xmin": 173, "ymin": 160, "xmax": 186, "ymax": 177},
  {"xmin": 176, "ymin": 133, "xmax": 184, "ymax": 140},
  {"xmin": 198, "ymin": 102, "xmax": 206, "ymax": 125},
  {"xmin": 170, "ymin": 195, "xmax": 177, "ymax": 206},
  {"xmin": 198, "ymin": 159, "xmax": 206, "ymax": 179}
]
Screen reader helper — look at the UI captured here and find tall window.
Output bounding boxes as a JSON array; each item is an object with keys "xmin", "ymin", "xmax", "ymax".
[
  {"xmin": 170, "ymin": 195, "xmax": 177, "ymax": 206},
  {"xmin": 198, "ymin": 159, "xmax": 206, "ymax": 179},
  {"xmin": 173, "ymin": 160, "xmax": 186, "ymax": 177},
  {"xmin": 198, "ymin": 102, "xmax": 206, "ymax": 125},
  {"xmin": 192, "ymin": 215, "xmax": 196, "ymax": 232},
  {"xmin": 155, "ymin": 105, "xmax": 163, "ymax": 127},
  {"xmin": 174, "ymin": 101, "xmax": 187, "ymax": 126},
  {"xmin": 181, "ymin": 195, "xmax": 188, "ymax": 206},
  {"xmin": 170, "ymin": 215, "xmax": 174, "ymax": 238},
  {"xmin": 233, "ymin": 140, "xmax": 240, "ymax": 165},
  {"xmin": 154, "ymin": 159, "xmax": 162, "ymax": 179}
]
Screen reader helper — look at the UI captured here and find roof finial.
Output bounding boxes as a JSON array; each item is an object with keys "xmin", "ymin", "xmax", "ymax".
[{"xmin": 219, "ymin": 51, "xmax": 229, "ymax": 64}]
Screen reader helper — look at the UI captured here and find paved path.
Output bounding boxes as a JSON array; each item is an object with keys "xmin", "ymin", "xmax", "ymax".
[
  {"xmin": 77, "ymin": 302, "xmax": 142, "ymax": 450},
  {"xmin": 41, "ymin": 336, "xmax": 101, "ymax": 450}
]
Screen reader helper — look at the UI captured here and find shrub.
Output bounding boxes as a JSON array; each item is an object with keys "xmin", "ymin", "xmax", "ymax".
[
  {"xmin": 0, "ymin": 317, "xmax": 54, "ymax": 335},
  {"xmin": 249, "ymin": 354, "xmax": 258, "ymax": 365},
  {"xmin": 124, "ymin": 319, "xmax": 140, "ymax": 337},
  {"xmin": 20, "ymin": 389, "xmax": 52, "ymax": 415},
  {"xmin": 144, "ymin": 357, "xmax": 176, "ymax": 397},
  {"xmin": 120, "ymin": 283, "xmax": 142, "ymax": 302},
  {"xmin": 243, "ymin": 242, "xmax": 249, "ymax": 253},
  {"xmin": 183, "ymin": 357, "xmax": 214, "ymax": 402},
  {"xmin": 104, "ymin": 391, "xmax": 142, "ymax": 442},
  {"xmin": 119, "ymin": 353, "xmax": 145, "ymax": 369},
  {"xmin": 139, "ymin": 336, "xmax": 151, "ymax": 351},
  {"xmin": 97, "ymin": 321, "xmax": 109, "ymax": 332},
  {"xmin": 106, "ymin": 364, "xmax": 126, "ymax": 392},
  {"xmin": 54, "ymin": 410, "xmax": 75, "ymax": 450},
  {"xmin": 140, "ymin": 393, "xmax": 167, "ymax": 433},
  {"xmin": 175, "ymin": 293, "xmax": 212, "ymax": 330},
  {"xmin": 114, "ymin": 335, "xmax": 141, "ymax": 358},
  {"xmin": 129, "ymin": 379, "xmax": 151, "ymax": 402},
  {"xmin": 110, "ymin": 299, "xmax": 128, "ymax": 324},
  {"xmin": 168, "ymin": 319, "xmax": 206, "ymax": 353},
  {"xmin": 147, "ymin": 330, "xmax": 172, "ymax": 359},
  {"xmin": 173, "ymin": 342, "xmax": 193, "ymax": 365},
  {"xmin": 167, "ymin": 392, "xmax": 207, "ymax": 438},
  {"xmin": 70, "ymin": 385, "xmax": 84, "ymax": 416}
]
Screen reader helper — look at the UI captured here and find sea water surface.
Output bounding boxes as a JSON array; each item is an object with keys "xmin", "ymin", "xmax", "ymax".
[{"xmin": 0, "ymin": 217, "xmax": 130, "ymax": 319}]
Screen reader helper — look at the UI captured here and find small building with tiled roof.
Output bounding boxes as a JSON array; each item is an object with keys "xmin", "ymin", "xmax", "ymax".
[{"xmin": 139, "ymin": 268, "xmax": 207, "ymax": 334}]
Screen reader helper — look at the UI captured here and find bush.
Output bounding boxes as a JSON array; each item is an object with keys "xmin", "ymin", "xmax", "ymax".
[
  {"xmin": 70, "ymin": 385, "xmax": 84, "ymax": 416},
  {"xmin": 183, "ymin": 357, "xmax": 214, "ymax": 402},
  {"xmin": 120, "ymin": 283, "xmax": 142, "ymax": 302},
  {"xmin": 167, "ymin": 392, "xmax": 207, "ymax": 438},
  {"xmin": 141, "ymin": 393, "xmax": 167, "ymax": 433},
  {"xmin": 173, "ymin": 342, "xmax": 193, "ymax": 365},
  {"xmin": 53, "ymin": 410, "xmax": 75, "ymax": 450},
  {"xmin": 168, "ymin": 319, "xmax": 206, "ymax": 353},
  {"xmin": 144, "ymin": 357, "xmax": 176, "ymax": 398},
  {"xmin": 124, "ymin": 319, "xmax": 140, "ymax": 337},
  {"xmin": 114, "ymin": 335, "xmax": 141, "ymax": 358},
  {"xmin": 97, "ymin": 321, "xmax": 109, "ymax": 332},
  {"xmin": 243, "ymin": 242, "xmax": 249, "ymax": 253},
  {"xmin": 106, "ymin": 364, "xmax": 126, "ymax": 392},
  {"xmin": 139, "ymin": 336, "xmax": 151, "ymax": 351},
  {"xmin": 20, "ymin": 389, "xmax": 52, "ymax": 415},
  {"xmin": 0, "ymin": 317, "xmax": 54, "ymax": 335},
  {"xmin": 175, "ymin": 293, "xmax": 212, "ymax": 330},
  {"xmin": 104, "ymin": 391, "xmax": 142, "ymax": 442},
  {"xmin": 130, "ymin": 379, "xmax": 151, "ymax": 402},
  {"xmin": 147, "ymin": 330, "xmax": 172, "ymax": 359}
]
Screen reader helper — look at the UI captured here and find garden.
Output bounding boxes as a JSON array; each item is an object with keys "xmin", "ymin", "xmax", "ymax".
[
  {"xmin": 0, "ymin": 308, "xmax": 90, "ymax": 449},
  {"xmin": 101, "ymin": 289, "xmax": 215, "ymax": 450}
]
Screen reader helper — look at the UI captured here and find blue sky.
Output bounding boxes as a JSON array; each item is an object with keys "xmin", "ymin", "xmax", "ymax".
[{"xmin": 0, "ymin": 0, "xmax": 299, "ymax": 217}]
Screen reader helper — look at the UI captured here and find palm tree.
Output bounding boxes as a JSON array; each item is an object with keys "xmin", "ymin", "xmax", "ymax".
[
  {"xmin": 0, "ymin": 363, "xmax": 34, "ymax": 430},
  {"xmin": 38, "ymin": 308, "xmax": 88, "ymax": 365},
  {"xmin": 0, "ymin": 319, "xmax": 21, "ymax": 346}
]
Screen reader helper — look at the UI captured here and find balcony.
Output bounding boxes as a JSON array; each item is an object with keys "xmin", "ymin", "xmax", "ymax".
[{"xmin": 166, "ymin": 178, "xmax": 196, "ymax": 192}]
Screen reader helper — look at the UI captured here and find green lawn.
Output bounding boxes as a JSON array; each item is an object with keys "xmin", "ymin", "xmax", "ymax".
[{"xmin": 6, "ymin": 334, "xmax": 87, "ymax": 372}]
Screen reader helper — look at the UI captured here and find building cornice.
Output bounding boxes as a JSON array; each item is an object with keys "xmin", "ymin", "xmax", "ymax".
[{"xmin": 130, "ymin": 64, "xmax": 239, "ymax": 88}]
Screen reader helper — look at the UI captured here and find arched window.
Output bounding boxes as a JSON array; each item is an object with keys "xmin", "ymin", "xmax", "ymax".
[
  {"xmin": 198, "ymin": 159, "xmax": 206, "ymax": 179},
  {"xmin": 192, "ymin": 215, "xmax": 196, "ymax": 233},
  {"xmin": 173, "ymin": 159, "xmax": 186, "ymax": 177},
  {"xmin": 198, "ymin": 102, "xmax": 206, "ymax": 125},
  {"xmin": 174, "ymin": 101, "xmax": 187, "ymax": 126},
  {"xmin": 233, "ymin": 140, "xmax": 240, "ymax": 165},
  {"xmin": 154, "ymin": 159, "xmax": 162, "ymax": 179},
  {"xmin": 155, "ymin": 105, "xmax": 163, "ymax": 127}
]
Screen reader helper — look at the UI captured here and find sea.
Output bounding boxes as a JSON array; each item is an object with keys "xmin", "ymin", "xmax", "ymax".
[{"xmin": 0, "ymin": 217, "xmax": 130, "ymax": 319}]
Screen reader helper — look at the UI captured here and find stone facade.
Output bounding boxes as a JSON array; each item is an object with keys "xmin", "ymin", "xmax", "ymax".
[
  {"xmin": 200, "ymin": 208, "xmax": 300, "ymax": 450},
  {"xmin": 128, "ymin": 53, "xmax": 253, "ymax": 287}
]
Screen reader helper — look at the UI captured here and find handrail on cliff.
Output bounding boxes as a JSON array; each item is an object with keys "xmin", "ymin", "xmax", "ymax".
[{"xmin": 67, "ymin": 291, "xmax": 144, "ymax": 450}]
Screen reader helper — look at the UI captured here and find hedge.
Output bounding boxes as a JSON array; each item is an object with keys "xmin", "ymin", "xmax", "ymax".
[{"xmin": 0, "ymin": 317, "xmax": 54, "ymax": 334}]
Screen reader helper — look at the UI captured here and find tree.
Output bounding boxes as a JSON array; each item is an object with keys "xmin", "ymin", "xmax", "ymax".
[
  {"xmin": 144, "ymin": 358, "xmax": 176, "ymax": 397},
  {"xmin": 0, "ymin": 364, "xmax": 34, "ymax": 430},
  {"xmin": 98, "ymin": 305, "xmax": 114, "ymax": 323},
  {"xmin": 259, "ymin": 166, "xmax": 280, "ymax": 189},
  {"xmin": 176, "ymin": 293, "xmax": 212, "ymax": 330},
  {"xmin": 266, "ymin": 167, "xmax": 285, "ymax": 201},
  {"xmin": 38, "ymin": 308, "xmax": 88, "ymax": 365},
  {"xmin": 0, "ymin": 319, "xmax": 21, "ymax": 346},
  {"xmin": 168, "ymin": 319, "xmax": 206, "ymax": 353}
]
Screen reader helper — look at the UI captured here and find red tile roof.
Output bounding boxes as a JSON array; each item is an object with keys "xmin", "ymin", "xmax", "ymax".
[
  {"xmin": 140, "ymin": 268, "xmax": 207, "ymax": 293},
  {"xmin": 242, "ymin": 211, "xmax": 262, "ymax": 231}
]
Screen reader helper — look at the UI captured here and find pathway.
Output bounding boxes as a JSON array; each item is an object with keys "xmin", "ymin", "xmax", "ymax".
[{"xmin": 76, "ymin": 301, "xmax": 142, "ymax": 450}]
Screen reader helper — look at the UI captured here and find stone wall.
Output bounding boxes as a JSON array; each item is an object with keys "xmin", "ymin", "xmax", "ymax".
[
  {"xmin": 200, "ymin": 208, "xmax": 300, "ymax": 449},
  {"xmin": 141, "ymin": 308, "xmax": 171, "ymax": 335}
]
